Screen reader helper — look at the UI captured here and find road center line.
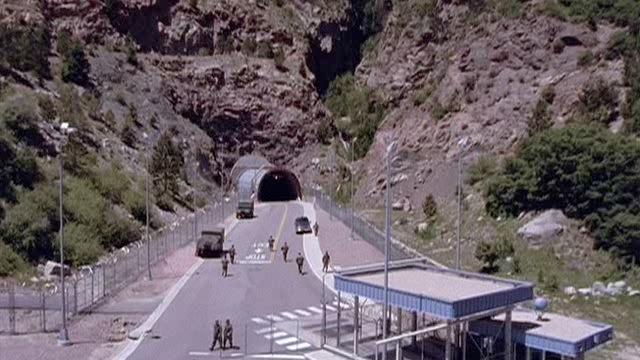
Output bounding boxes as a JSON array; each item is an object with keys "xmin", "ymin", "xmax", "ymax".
[{"xmin": 270, "ymin": 203, "xmax": 289, "ymax": 262}]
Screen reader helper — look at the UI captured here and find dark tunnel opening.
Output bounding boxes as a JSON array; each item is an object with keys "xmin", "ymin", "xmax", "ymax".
[{"xmin": 257, "ymin": 169, "xmax": 302, "ymax": 202}]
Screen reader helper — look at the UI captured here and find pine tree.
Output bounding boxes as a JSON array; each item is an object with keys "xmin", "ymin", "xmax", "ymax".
[
  {"xmin": 150, "ymin": 132, "xmax": 184, "ymax": 196},
  {"xmin": 61, "ymin": 41, "xmax": 91, "ymax": 85}
]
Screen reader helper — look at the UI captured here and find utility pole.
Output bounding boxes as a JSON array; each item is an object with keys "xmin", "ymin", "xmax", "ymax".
[
  {"xmin": 383, "ymin": 139, "xmax": 396, "ymax": 360},
  {"xmin": 143, "ymin": 133, "xmax": 152, "ymax": 280},
  {"xmin": 194, "ymin": 161, "xmax": 199, "ymax": 241},
  {"xmin": 456, "ymin": 137, "xmax": 469, "ymax": 270},
  {"xmin": 350, "ymin": 137, "xmax": 358, "ymax": 240},
  {"xmin": 57, "ymin": 122, "xmax": 76, "ymax": 346}
]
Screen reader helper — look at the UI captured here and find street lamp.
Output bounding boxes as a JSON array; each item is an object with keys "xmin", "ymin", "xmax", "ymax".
[
  {"xmin": 382, "ymin": 137, "xmax": 397, "ymax": 360},
  {"xmin": 340, "ymin": 136, "xmax": 358, "ymax": 240},
  {"xmin": 456, "ymin": 136, "xmax": 470, "ymax": 271},
  {"xmin": 142, "ymin": 132, "xmax": 152, "ymax": 281},
  {"xmin": 193, "ymin": 160, "xmax": 199, "ymax": 241},
  {"xmin": 57, "ymin": 121, "xmax": 76, "ymax": 346}
]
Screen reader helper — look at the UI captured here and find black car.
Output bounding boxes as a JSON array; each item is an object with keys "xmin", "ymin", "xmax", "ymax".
[{"xmin": 294, "ymin": 217, "xmax": 312, "ymax": 234}]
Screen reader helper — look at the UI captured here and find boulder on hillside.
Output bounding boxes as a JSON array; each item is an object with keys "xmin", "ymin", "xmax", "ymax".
[{"xmin": 517, "ymin": 209, "xmax": 568, "ymax": 248}]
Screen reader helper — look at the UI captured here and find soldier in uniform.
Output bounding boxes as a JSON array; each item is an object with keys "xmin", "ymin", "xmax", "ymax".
[
  {"xmin": 295, "ymin": 252, "xmax": 305, "ymax": 275},
  {"xmin": 322, "ymin": 251, "xmax": 330, "ymax": 272},
  {"xmin": 268, "ymin": 235, "xmax": 275, "ymax": 251},
  {"xmin": 223, "ymin": 319, "xmax": 233, "ymax": 349},
  {"xmin": 228, "ymin": 245, "xmax": 236, "ymax": 264},
  {"xmin": 313, "ymin": 222, "xmax": 319, "ymax": 236},
  {"xmin": 221, "ymin": 254, "xmax": 229, "ymax": 277},
  {"xmin": 281, "ymin": 242, "xmax": 290, "ymax": 262},
  {"xmin": 210, "ymin": 320, "xmax": 222, "ymax": 351}
]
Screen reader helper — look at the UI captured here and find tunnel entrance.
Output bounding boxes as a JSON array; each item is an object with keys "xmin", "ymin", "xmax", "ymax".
[{"xmin": 257, "ymin": 169, "xmax": 302, "ymax": 202}]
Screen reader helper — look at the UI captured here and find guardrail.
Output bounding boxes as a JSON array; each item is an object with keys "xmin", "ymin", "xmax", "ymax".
[{"xmin": 0, "ymin": 195, "xmax": 238, "ymax": 335}]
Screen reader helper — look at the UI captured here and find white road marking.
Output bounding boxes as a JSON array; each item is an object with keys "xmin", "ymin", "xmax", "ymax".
[
  {"xmin": 188, "ymin": 351, "xmax": 211, "ymax": 356},
  {"xmin": 294, "ymin": 309, "xmax": 312, "ymax": 316},
  {"xmin": 248, "ymin": 355, "xmax": 306, "ymax": 359},
  {"xmin": 332, "ymin": 301, "xmax": 349, "ymax": 309},
  {"xmin": 326, "ymin": 305, "xmax": 336, "ymax": 311},
  {"xmin": 230, "ymin": 353, "xmax": 244, "ymax": 357},
  {"xmin": 286, "ymin": 342, "xmax": 311, "ymax": 351},
  {"xmin": 256, "ymin": 326, "xmax": 276, "ymax": 334},
  {"xmin": 266, "ymin": 314, "xmax": 284, "ymax": 322},
  {"xmin": 308, "ymin": 306, "xmax": 322, "ymax": 314},
  {"xmin": 252, "ymin": 317, "xmax": 268, "ymax": 324},
  {"xmin": 281, "ymin": 311, "xmax": 298, "ymax": 320},
  {"xmin": 238, "ymin": 260, "xmax": 271, "ymax": 265},
  {"xmin": 264, "ymin": 331, "xmax": 288, "ymax": 339},
  {"xmin": 275, "ymin": 337, "xmax": 300, "ymax": 345}
]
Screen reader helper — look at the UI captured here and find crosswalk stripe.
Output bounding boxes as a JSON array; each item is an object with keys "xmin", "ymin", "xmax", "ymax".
[
  {"xmin": 275, "ymin": 337, "xmax": 300, "ymax": 345},
  {"xmin": 256, "ymin": 326, "xmax": 276, "ymax": 334},
  {"xmin": 286, "ymin": 342, "xmax": 311, "ymax": 351},
  {"xmin": 248, "ymin": 355, "xmax": 306, "ymax": 359},
  {"xmin": 308, "ymin": 306, "xmax": 322, "ymax": 314},
  {"xmin": 264, "ymin": 331, "xmax": 288, "ymax": 339},
  {"xmin": 266, "ymin": 314, "xmax": 284, "ymax": 322},
  {"xmin": 252, "ymin": 317, "xmax": 268, "ymax": 324},
  {"xmin": 281, "ymin": 311, "xmax": 298, "ymax": 320},
  {"xmin": 332, "ymin": 301, "xmax": 349, "ymax": 309},
  {"xmin": 326, "ymin": 305, "xmax": 337, "ymax": 311},
  {"xmin": 294, "ymin": 309, "xmax": 312, "ymax": 316}
]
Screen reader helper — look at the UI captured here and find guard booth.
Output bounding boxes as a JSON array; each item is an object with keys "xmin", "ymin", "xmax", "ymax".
[{"xmin": 324, "ymin": 259, "xmax": 613, "ymax": 360}]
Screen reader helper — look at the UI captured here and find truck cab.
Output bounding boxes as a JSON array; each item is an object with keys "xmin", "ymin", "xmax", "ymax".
[
  {"xmin": 196, "ymin": 226, "xmax": 225, "ymax": 257},
  {"xmin": 236, "ymin": 200, "xmax": 254, "ymax": 219}
]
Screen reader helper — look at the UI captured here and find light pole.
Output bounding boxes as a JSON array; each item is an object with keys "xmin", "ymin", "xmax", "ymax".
[
  {"xmin": 142, "ymin": 132, "xmax": 152, "ymax": 281},
  {"xmin": 57, "ymin": 121, "xmax": 76, "ymax": 346},
  {"xmin": 383, "ymin": 138, "xmax": 397, "ymax": 360},
  {"xmin": 350, "ymin": 136, "xmax": 358, "ymax": 240},
  {"xmin": 194, "ymin": 161, "xmax": 199, "ymax": 241},
  {"xmin": 456, "ymin": 136, "xmax": 470, "ymax": 271}
]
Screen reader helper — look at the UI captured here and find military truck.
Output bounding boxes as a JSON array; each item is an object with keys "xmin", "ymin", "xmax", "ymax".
[
  {"xmin": 236, "ymin": 200, "xmax": 254, "ymax": 219},
  {"xmin": 196, "ymin": 226, "xmax": 225, "ymax": 257}
]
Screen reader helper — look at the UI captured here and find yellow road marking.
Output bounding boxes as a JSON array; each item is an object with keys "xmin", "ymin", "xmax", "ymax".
[{"xmin": 271, "ymin": 203, "xmax": 289, "ymax": 262}]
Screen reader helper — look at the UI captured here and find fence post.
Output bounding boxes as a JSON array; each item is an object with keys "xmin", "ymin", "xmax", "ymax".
[
  {"xmin": 102, "ymin": 265, "xmax": 106, "ymax": 297},
  {"xmin": 9, "ymin": 281, "xmax": 15, "ymax": 335},
  {"xmin": 91, "ymin": 271, "xmax": 95, "ymax": 311},
  {"xmin": 41, "ymin": 290, "xmax": 46, "ymax": 332},
  {"xmin": 137, "ymin": 245, "xmax": 141, "ymax": 274},
  {"xmin": 73, "ymin": 280, "xmax": 78, "ymax": 315}
]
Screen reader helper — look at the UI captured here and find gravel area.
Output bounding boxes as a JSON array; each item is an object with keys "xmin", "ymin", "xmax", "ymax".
[
  {"xmin": 315, "ymin": 207, "xmax": 384, "ymax": 268},
  {"xmin": 0, "ymin": 242, "xmax": 201, "ymax": 360}
]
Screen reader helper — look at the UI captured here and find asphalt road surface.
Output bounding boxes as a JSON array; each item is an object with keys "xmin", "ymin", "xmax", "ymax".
[{"xmin": 125, "ymin": 201, "xmax": 327, "ymax": 359}]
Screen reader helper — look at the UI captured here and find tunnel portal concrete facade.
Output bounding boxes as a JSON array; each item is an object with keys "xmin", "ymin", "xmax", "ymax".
[{"xmin": 233, "ymin": 155, "xmax": 302, "ymax": 202}]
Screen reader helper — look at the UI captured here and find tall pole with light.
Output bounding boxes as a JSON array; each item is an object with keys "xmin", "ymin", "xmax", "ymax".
[
  {"xmin": 456, "ymin": 136, "xmax": 469, "ymax": 271},
  {"xmin": 382, "ymin": 138, "xmax": 397, "ymax": 360},
  {"xmin": 57, "ymin": 121, "xmax": 76, "ymax": 346},
  {"xmin": 142, "ymin": 132, "xmax": 152, "ymax": 281},
  {"xmin": 350, "ymin": 136, "xmax": 358, "ymax": 240},
  {"xmin": 194, "ymin": 160, "xmax": 199, "ymax": 241}
]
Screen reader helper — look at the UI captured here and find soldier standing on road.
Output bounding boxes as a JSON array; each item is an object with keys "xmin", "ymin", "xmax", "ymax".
[
  {"xmin": 313, "ymin": 222, "xmax": 319, "ymax": 236},
  {"xmin": 322, "ymin": 251, "xmax": 330, "ymax": 272},
  {"xmin": 228, "ymin": 245, "xmax": 236, "ymax": 264},
  {"xmin": 268, "ymin": 235, "xmax": 275, "ymax": 251},
  {"xmin": 210, "ymin": 320, "xmax": 222, "ymax": 351},
  {"xmin": 221, "ymin": 255, "xmax": 229, "ymax": 277},
  {"xmin": 223, "ymin": 319, "xmax": 233, "ymax": 349},
  {"xmin": 295, "ymin": 252, "xmax": 305, "ymax": 275},
  {"xmin": 281, "ymin": 242, "xmax": 290, "ymax": 262}
]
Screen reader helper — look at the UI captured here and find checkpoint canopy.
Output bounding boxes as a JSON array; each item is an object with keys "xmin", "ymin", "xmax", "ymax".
[{"xmin": 334, "ymin": 260, "xmax": 534, "ymax": 320}]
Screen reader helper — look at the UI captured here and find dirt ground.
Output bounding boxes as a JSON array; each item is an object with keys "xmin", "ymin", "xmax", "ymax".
[{"xmin": 0, "ymin": 242, "xmax": 200, "ymax": 360}]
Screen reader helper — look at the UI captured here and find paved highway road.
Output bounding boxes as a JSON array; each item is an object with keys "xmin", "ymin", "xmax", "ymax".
[{"xmin": 124, "ymin": 201, "xmax": 328, "ymax": 359}]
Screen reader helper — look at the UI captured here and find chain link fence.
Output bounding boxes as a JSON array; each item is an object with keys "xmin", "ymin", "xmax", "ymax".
[{"xmin": 0, "ymin": 195, "xmax": 238, "ymax": 335}]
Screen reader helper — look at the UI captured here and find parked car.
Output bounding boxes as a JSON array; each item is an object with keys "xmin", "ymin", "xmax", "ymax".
[{"xmin": 294, "ymin": 217, "xmax": 312, "ymax": 234}]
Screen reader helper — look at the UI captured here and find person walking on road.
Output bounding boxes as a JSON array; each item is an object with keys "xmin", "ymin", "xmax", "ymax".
[
  {"xmin": 313, "ymin": 222, "xmax": 319, "ymax": 236},
  {"xmin": 322, "ymin": 251, "xmax": 331, "ymax": 272},
  {"xmin": 281, "ymin": 242, "xmax": 289, "ymax": 262},
  {"xmin": 223, "ymin": 319, "xmax": 233, "ymax": 349},
  {"xmin": 221, "ymin": 255, "xmax": 229, "ymax": 277},
  {"xmin": 295, "ymin": 252, "xmax": 305, "ymax": 275},
  {"xmin": 210, "ymin": 320, "xmax": 222, "ymax": 351},
  {"xmin": 268, "ymin": 235, "xmax": 275, "ymax": 251},
  {"xmin": 228, "ymin": 245, "xmax": 236, "ymax": 264}
]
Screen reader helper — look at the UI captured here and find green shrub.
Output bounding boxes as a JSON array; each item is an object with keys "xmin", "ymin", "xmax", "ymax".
[
  {"xmin": 431, "ymin": 100, "xmax": 447, "ymax": 120},
  {"xmin": 56, "ymin": 29, "xmax": 73, "ymax": 57},
  {"xmin": 256, "ymin": 41, "xmax": 274, "ymax": 58},
  {"xmin": 576, "ymin": 77, "xmax": 618, "ymax": 124},
  {"xmin": 0, "ymin": 95, "xmax": 43, "ymax": 148},
  {"xmin": 65, "ymin": 178, "xmax": 109, "ymax": 230},
  {"xmin": 422, "ymin": 193, "xmax": 438, "ymax": 220},
  {"xmin": 316, "ymin": 120, "xmax": 335, "ymax": 145},
  {"xmin": 475, "ymin": 241, "xmax": 500, "ymax": 273},
  {"xmin": 466, "ymin": 156, "xmax": 497, "ymax": 186},
  {"xmin": 151, "ymin": 132, "xmax": 184, "ymax": 197},
  {"xmin": 0, "ymin": 24, "xmax": 51, "ymax": 79},
  {"xmin": 485, "ymin": 125, "xmax": 640, "ymax": 259},
  {"xmin": 92, "ymin": 164, "xmax": 130, "ymax": 204},
  {"xmin": 527, "ymin": 98, "xmax": 552, "ymax": 136},
  {"xmin": 536, "ymin": 0, "xmax": 568, "ymax": 20},
  {"xmin": 57, "ymin": 83, "xmax": 88, "ymax": 130},
  {"xmin": 120, "ymin": 119, "xmax": 137, "ymax": 148},
  {"xmin": 99, "ymin": 213, "xmax": 139, "ymax": 250},
  {"xmin": 156, "ymin": 194, "xmax": 175, "ymax": 212},
  {"xmin": 273, "ymin": 0, "xmax": 284, "ymax": 6},
  {"xmin": 325, "ymin": 74, "xmax": 386, "ymax": 159},
  {"xmin": 216, "ymin": 32, "xmax": 234, "ymax": 54},
  {"xmin": 606, "ymin": 31, "xmax": 631, "ymax": 61},
  {"xmin": 63, "ymin": 136, "xmax": 97, "ymax": 177},
  {"xmin": 37, "ymin": 94, "xmax": 57, "ymax": 121},
  {"xmin": 495, "ymin": 0, "xmax": 524, "ymax": 18},
  {"xmin": 61, "ymin": 40, "xmax": 91, "ymax": 85},
  {"xmin": 274, "ymin": 48, "xmax": 286, "ymax": 71},
  {"xmin": 541, "ymin": 85, "xmax": 556, "ymax": 104},
  {"xmin": 0, "ymin": 137, "xmax": 41, "ymax": 200},
  {"xmin": 241, "ymin": 37, "xmax": 257, "ymax": 56},
  {"xmin": 61, "ymin": 223, "xmax": 103, "ymax": 266},
  {"xmin": 124, "ymin": 189, "xmax": 146, "ymax": 223},
  {"xmin": 0, "ymin": 241, "xmax": 29, "ymax": 276},
  {"xmin": 578, "ymin": 50, "xmax": 595, "ymax": 67}
]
